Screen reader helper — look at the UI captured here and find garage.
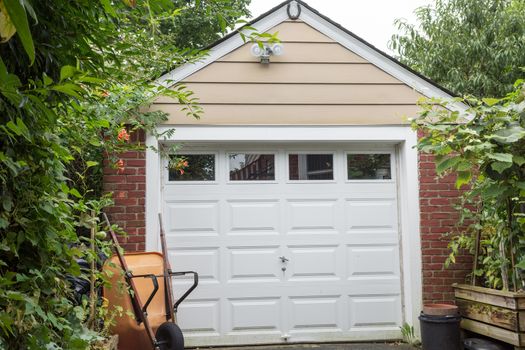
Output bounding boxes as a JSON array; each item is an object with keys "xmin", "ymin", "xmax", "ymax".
[
  {"xmin": 160, "ymin": 143, "xmax": 403, "ymax": 346},
  {"xmin": 139, "ymin": 0, "xmax": 467, "ymax": 346}
]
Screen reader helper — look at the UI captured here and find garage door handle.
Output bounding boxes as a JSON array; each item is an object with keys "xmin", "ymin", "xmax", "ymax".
[{"xmin": 279, "ymin": 256, "xmax": 289, "ymax": 263}]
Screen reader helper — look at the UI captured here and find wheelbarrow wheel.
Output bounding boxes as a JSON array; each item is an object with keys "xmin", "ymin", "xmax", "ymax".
[{"xmin": 156, "ymin": 322, "xmax": 184, "ymax": 350}]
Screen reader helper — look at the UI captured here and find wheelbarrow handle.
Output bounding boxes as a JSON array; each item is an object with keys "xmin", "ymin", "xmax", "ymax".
[
  {"xmin": 130, "ymin": 273, "xmax": 159, "ymax": 315},
  {"xmin": 169, "ymin": 271, "xmax": 199, "ymax": 313}
]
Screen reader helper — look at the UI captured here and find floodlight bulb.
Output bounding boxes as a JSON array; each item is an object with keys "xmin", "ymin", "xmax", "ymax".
[
  {"xmin": 250, "ymin": 44, "xmax": 263, "ymax": 57},
  {"xmin": 271, "ymin": 43, "xmax": 284, "ymax": 56}
]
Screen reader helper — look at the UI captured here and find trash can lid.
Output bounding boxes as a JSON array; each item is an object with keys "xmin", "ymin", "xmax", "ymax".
[{"xmin": 464, "ymin": 338, "xmax": 506, "ymax": 350}]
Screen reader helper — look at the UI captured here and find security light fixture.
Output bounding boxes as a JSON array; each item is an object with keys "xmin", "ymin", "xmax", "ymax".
[{"xmin": 250, "ymin": 43, "xmax": 284, "ymax": 64}]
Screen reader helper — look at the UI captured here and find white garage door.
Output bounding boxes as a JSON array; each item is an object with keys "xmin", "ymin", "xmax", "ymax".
[{"xmin": 161, "ymin": 143, "xmax": 404, "ymax": 347}]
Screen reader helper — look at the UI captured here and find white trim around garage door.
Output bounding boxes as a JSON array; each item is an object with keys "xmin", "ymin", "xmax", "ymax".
[{"xmin": 145, "ymin": 125, "xmax": 422, "ymax": 337}]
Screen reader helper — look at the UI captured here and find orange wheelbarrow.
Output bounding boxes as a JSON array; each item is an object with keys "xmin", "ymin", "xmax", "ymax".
[{"xmin": 102, "ymin": 214, "xmax": 198, "ymax": 350}]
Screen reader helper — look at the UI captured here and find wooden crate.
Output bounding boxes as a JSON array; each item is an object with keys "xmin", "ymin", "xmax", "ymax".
[{"xmin": 454, "ymin": 283, "xmax": 525, "ymax": 349}]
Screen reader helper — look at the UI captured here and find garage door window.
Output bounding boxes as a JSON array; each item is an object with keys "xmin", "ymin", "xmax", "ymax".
[
  {"xmin": 168, "ymin": 154, "xmax": 215, "ymax": 181},
  {"xmin": 347, "ymin": 153, "xmax": 391, "ymax": 180},
  {"xmin": 289, "ymin": 154, "xmax": 334, "ymax": 180},
  {"xmin": 229, "ymin": 153, "xmax": 275, "ymax": 181}
]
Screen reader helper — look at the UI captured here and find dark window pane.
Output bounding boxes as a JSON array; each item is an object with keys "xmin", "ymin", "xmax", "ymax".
[
  {"xmin": 169, "ymin": 154, "xmax": 215, "ymax": 181},
  {"xmin": 289, "ymin": 154, "xmax": 333, "ymax": 180},
  {"xmin": 229, "ymin": 153, "xmax": 275, "ymax": 181},
  {"xmin": 347, "ymin": 154, "xmax": 391, "ymax": 180}
]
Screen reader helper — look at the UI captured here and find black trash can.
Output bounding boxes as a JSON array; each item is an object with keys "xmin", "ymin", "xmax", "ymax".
[{"xmin": 419, "ymin": 312, "xmax": 461, "ymax": 350}]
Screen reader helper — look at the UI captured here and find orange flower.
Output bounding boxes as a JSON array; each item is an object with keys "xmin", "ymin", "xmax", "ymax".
[
  {"xmin": 117, "ymin": 128, "xmax": 130, "ymax": 142},
  {"xmin": 116, "ymin": 159, "xmax": 124, "ymax": 171}
]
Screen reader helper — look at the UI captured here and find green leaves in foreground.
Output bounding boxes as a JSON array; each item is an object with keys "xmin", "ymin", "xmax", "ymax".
[{"xmin": 2, "ymin": 0, "xmax": 35, "ymax": 63}]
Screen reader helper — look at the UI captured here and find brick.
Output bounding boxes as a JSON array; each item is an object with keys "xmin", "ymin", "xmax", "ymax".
[
  {"xmin": 104, "ymin": 175, "xmax": 126, "ymax": 183},
  {"xmin": 127, "ymin": 175, "xmax": 146, "ymax": 183},
  {"xmin": 104, "ymin": 206, "xmax": 125, "ymax": 214},
  {"xmin": 113, "ymin": 198, "xmax": 138, "ymax": 206},
  {"xmin": 126, "ymin": 235, "xmax": 145, "ymax": 243},
  {"xmin": 110, "ymin": 183, "xmax": 136, "ymax": 191},
  {"xmin": 128, "ymin": 191, "xmax": 145, "ymax": 198},
  {"xmin": 126, "ymin": 205, "xmax": 144, "ymax": 213},
  {"xmin": 118, "ymin": 151, "xmax": 139, "ymax": 159},
  {"xmin": 126, "ymin": 159, "xmax": 146, "ymax": 167},
  {"xmin": 429, "ymin": 198, "xmax": 450, "ymax": 205},
  {"xmin": 112, "ymin": 213, "xmax": 137, "ymax": 221}
]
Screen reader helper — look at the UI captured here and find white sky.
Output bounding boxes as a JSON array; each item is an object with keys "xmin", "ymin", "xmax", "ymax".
[{"xmin": 248, "ymin": 0, "xmax": 432, "ymax": 54}]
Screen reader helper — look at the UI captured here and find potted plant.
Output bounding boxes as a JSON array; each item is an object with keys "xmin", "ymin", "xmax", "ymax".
[{"xmin": 412, "ymin": 81, "xmax": 525, "ymax": 348}]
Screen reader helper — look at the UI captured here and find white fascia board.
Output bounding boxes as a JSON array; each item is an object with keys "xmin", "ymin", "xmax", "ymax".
[
  {"xmin": 155, "ymin": 125, "xmax": 413, "ymax": 142},
  {"xmin": 298, "ymin": 5, "xmax": 468, "ymax": 114},
  {"xmin": 155, "ymin": 5, "xmax": 289, "ymax": 88}
]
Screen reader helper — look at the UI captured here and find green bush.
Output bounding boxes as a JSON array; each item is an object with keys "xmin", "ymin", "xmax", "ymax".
[{"xmin": 0, "ymin": 0, "xmax": 251, "ymax": 348}]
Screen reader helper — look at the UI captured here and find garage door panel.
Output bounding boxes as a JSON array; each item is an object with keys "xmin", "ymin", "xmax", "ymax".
[
  {"xmin": 345, "ymin": 199, "xmax": 397, "ymax": 231},
  {"xmin": 177, "ymin": 298, "xmax": 221, "ymax": 334},
  {"xmin": 349, "ymin": 295, "xmax": 402, "ymax": 328},
  {"xmin": 169, "ymin": 248, "xmax": 220, "ymax": 283},
  {"xmin": 227, "ymin": 200, "xmax": 280, "ymax": 233},
  {"xmin": 289, "ymin": 296, "xmax": 342, "ymax": 331},
  {"xmin": 166, "ymin": 200, "xmax": 219, "ymax": 235},
  {"xmin": 287, "ymin": 245, "xmax": 340, "ymax": 281},
  {"xmin": 228, "ymin": 297, "xmax": 281, "ymax": 332},
  {"xmin": 344, "ymin": 233, "xmax": 398, "ymax": 245},
  {"xmin": 346, "ymin": 277, "xmax": 402, "ymax": 295},
  {"xmin": 347, "ymin": 246, "xmax": 399, "ymax": 277},
  {"xmin": 228, "ymin": 247, "xmax": 281, "ymax": 282},
  {"xmin": 287, "ymin": 199, "xmax": 338, "ymax": 231}
]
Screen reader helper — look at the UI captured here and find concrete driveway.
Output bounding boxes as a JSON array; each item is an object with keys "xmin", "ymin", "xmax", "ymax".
[{"xmin": 197, "ymin": 343, "xmax": 418, "ymax": 350}]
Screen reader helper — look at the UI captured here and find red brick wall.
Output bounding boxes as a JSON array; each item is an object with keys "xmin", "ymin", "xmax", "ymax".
[
  {"xmin": 103, "ymin": 130, "xmax": 146, "ymax": 251},
  {"xmin": 419, "ymin": 152, "xmax": 472, "ymax": 303}
]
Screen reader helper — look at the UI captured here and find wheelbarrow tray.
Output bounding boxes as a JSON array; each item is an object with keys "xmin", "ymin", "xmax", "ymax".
[{"xmin": 103, "ymin": 252, "xmax": 169, "ymax": 350}]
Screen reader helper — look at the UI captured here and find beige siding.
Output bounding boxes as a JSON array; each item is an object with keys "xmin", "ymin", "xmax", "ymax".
[
  {"xmin": 182, "ymin": 62, "xmax": 401, "ymax": 84},
  {"xmin": 262, "ymin": 21, "xmax": 334, "ymax": 42},
  {"xmin": 219, "ymin": 42, "xmax": 367, "ymax": 63},
  {"xmin": 152, "ymin": 20, "xmax": 424, "ymax": 125},
  {"xmin": 155, "ymin": 83, "xmax": 422, "ymax": 105},
  {"xmin": 157, "ymin": 104, "xmax": 420, "ymax": 125}
]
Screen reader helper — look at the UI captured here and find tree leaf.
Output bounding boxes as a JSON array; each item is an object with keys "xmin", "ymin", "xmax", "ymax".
[
  {"xmin": 69, "ymin": 188, "xmax": 81, "ymax": 198},
  {"xmin": 491, "ymin": 161, "xmax": 513, "ymax": 173},
  {"xmin": 455, "ymin": 171, "xmax": 471, "ymax": 189},
  {"xmin": 51, "ymin": 83, "xmax": 83, "ymax": 98},
  {"xmin": 514, "ymin": 155, "xmax": 525, "ymax": 166},
  {"xmin": 482, "ymin": 183, "xmax": 507, "ymax": 199},
  {"xmin": 86, "ymin": 161, "xmax": 98, "ymax": 168},
  {"xmin": 487, "ymin": 153, "xmax": 513, "ymax": 163},
  {"xmin": 99, "ymin": 0, "xmax": 116, "ymax": 17},
  {"xmin": 489, "ymin": 126, "xmax": 525, "ymax": 144},
  {"xmin": 436, "ymin": 156, "xmax": 461, "ymax": 174},
  {"xmin": 59, "ymin": 66, "xmax": 76, "ymax": 82},
  {"xmin": 0, "ymin": 0, "xmax": 16, "ymax": 42},
  {"xmin": 482, "ymin": 98, "xmax": 500, "ymax": 106},
  {"xmin": 3, "ymin": 0, "xmax": 34, "ymax": 64},
  {"xmin": 516, "ymin": 259, "xmax": 525, "ymax": 270}
]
